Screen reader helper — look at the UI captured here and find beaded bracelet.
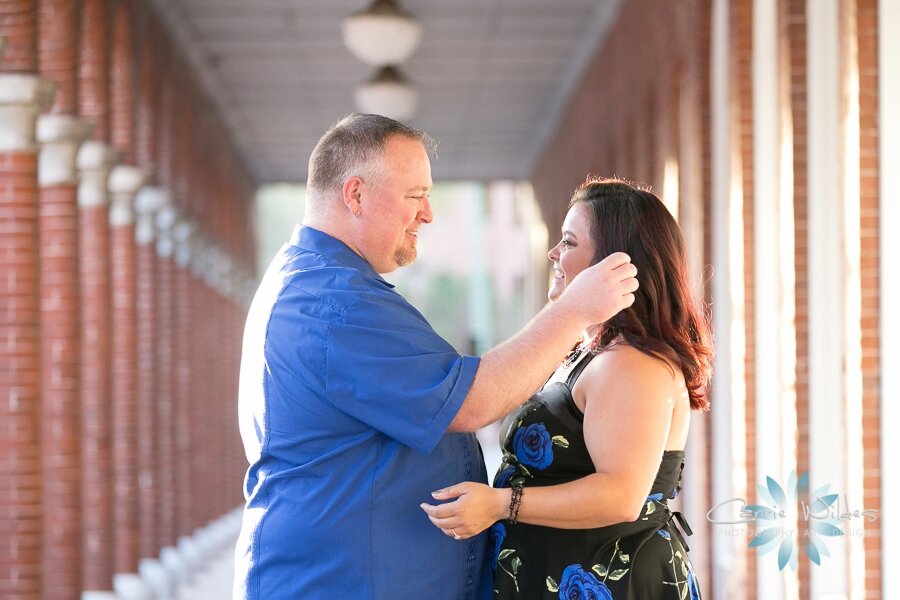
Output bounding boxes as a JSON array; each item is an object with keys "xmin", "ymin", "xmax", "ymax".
[{"xmin": 508, "ymin": 481, "xmax": 524, "ymax": 524}]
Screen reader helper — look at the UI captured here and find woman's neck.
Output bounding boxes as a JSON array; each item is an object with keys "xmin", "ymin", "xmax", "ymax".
[{"xmin": 582, "ymin": 323, "xmax": 602, "ymax": 346}]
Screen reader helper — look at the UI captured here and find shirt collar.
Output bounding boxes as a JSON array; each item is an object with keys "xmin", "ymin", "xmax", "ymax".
[{"xmin": 289, "ymin": 225, "xmax": 395, "ymax": 288}]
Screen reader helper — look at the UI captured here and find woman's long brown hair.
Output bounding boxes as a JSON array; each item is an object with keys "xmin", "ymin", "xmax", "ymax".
[{"xmin": 572, "ymin": 177, "xmax": 714, "ymax": 410}]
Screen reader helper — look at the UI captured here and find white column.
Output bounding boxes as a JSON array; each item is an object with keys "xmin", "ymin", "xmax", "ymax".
[
  {"xmin": 839, "ymin": 7, "xmax": 866, "ymax": 599},
  {"xmin": 807, "ymin": 0, "xmax": 849, "ymax": 596},
  {"xmin": 710, "ymin": 0, "xmax": 749, "ymax": 597},
  {"xmin": 213, "ymin": 249, "xmax": 233, "ymax": 301},
  {"xmin": 189, "ymin": 233, "xmax": 212, "ymax": 283},
  {"xmin": 37, "ymin": 115, "xmax": 93, "ymax": 186},
  {"xmin": 173, "ymin": 220, "xmax": 197, "ymax": 271},
  {"xmin": 0, "ymin": 74, "xmax": 55, "ymax": 152},
  {"xmin": 880, "ymin": 0, "xmax": 900, "ymax": 597},
  {"xmin": 752, "ymin": 0, "xmax": 799, "ymax": 592},
  {"xmin": 134, "ymin": 187, "xmax": 170, "ymax": 247},
  {"xmin": 156, "ymin": 204, "xmax": 178, "ymax": 260},
  {"xmin": 108, "ymin": 166, "xmax": 145, "ymax": 228},
  {"xmin": 0, "ymin": 73, "xmax": 56, "ymax": 152},
  {"xmin": 78, "ymin": 141, "xmax": 121, "ymax": 208},
  {"xmin": 677, "ymin": 63, "xmax": 710, "ymax": 587}
]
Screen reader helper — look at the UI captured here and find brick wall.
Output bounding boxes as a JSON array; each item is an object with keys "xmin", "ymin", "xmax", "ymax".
[
  {"xmin": 786, "ymin": 0, "xmax": 811, "ymax": 596},
  {"xmin": 529, "ymin": 0, "xmax": 885, "ymax": 597},
  {"xmin": 1, "ymin": 0, "xmax": 257, "ymax": 596},
  {"xmin": 733, "ymin": 1, "xmax": 757, "ymax": 594},
  {"xmin": 857, "ymin": 0, "xmax": 881, "ymax": 596}
]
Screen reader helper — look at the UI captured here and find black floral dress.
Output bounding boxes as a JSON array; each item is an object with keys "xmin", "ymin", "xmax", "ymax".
[{"xmin": 490, "ymin": 353, "xmax": 701, "ymax": 600}]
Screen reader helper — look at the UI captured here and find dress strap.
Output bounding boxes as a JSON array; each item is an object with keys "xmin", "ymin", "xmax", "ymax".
[
  {"xmin": 564, "ymin": 350, "xmax": 597, "ymax": 389},
  {"xmin": 668, "ymin": 510, "xmax": 694, "ymax": 552}
]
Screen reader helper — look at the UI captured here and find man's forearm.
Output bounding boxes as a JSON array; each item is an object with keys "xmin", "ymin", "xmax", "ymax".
[{"xmin": 448, "ymin": 300, "xmax": 585, "ymax": 432}]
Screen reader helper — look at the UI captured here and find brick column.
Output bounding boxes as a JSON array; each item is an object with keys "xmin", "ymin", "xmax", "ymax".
[
  {"xmin": 37, "ymin": 0, "xmax": 90, "ymax": 594},
  {"xmin": 133, "ymin": 185, "xmax": 166, "ymax": 560},
  {"xmin": 216, "ymin": 250, "xmax": 233, "ymax": 518},
  {"xmin": 107, "ymin": 164, "xmax": 143, "ymax": 576},
  {"xmin": 79, "ymin": 0, "xmax": 110, "ymax": 142},
  {"xmin": 189, "ymin": 236, "xmax": 213, "ymax": 527},
  {"xmin": 77, "ymin": 140, "xmax": 120, "ymax": 593},
  {"xmin": 0, "ymin": 70, "xmax": 55, "ymax": 600},
  {"xmin": 215, "ymin": 251, "xmax": 228, "ymax": 518},
  {"xmin": 228, "ymin": 270, "xmax": 249, "ymax": 510},
  {"xmin": 173, "ymin": 219, "xmax": 196, "ymax": 538},
  {"xmin": 155, "ymin": 202, "xmax": 177, "ymax": 550},
  {"xmin": 207, "ymin": 251, "xmax": 225, "ymax": 518},
  {"xmin": 110, "ymin": 0, "xmax": 135, "ymax": 166},
  {"xmin": 107, "ymin": 0, "xmax": 141, "ymax": 579},
  {"xmin": 36, "ymin": 112, "xmax": 91, "ymax": 600}
]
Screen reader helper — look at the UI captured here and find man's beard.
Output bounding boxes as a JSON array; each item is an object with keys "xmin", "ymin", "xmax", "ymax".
[{"xmin": 394, "ymin": 243, "xmax": 417, "ymax": 267}]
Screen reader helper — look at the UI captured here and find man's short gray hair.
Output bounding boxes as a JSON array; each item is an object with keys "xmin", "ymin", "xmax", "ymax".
[{"xmin": 307, "ymin": 113, "xmax": 434, "ymax": 202}]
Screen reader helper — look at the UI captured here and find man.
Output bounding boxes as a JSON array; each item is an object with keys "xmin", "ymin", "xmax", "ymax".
[{"xmin": 234, "ymin": 114, "xmax": 638, "ymax": 599}]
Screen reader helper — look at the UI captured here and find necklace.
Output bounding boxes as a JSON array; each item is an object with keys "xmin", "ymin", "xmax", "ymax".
[
  {"xmin": 563, "ymin": 340, "xmax": 589, "ymax": 368},
  {"xmin": 563, "ymin": 332, "xmax": 602, "ymax": 368}
]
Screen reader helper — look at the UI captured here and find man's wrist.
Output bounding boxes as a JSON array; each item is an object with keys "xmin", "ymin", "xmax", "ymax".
[{"xmin": 542, "ymin": 297, "xmax": 589, "ymax": 338}]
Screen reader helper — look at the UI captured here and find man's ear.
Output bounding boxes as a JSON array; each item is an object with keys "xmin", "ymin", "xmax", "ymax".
[{"xmin": 342, "ymin": 176, "xmax": 364, "ymax": 218}]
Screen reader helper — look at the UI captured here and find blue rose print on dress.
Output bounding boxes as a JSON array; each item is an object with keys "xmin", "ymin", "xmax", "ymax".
[
  {"xmin": 687, "ymin": 569, "xmax": 701, "ymax": 600},
  {"xmin": 512, "ymin": 422, "xmax": 554, "ymax": 470},
  {"xmin": 495, "ymin": 465, "xmax": 516, "ymax": 488},
  {"xmin": 558, "ymin": 564, "xmax": 613, "ymax": 600},
  {"xmin": 489, "ymin": 522, "xmax": 507, "ymax": 569}
]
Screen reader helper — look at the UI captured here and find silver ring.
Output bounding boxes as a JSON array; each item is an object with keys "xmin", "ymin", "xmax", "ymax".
[{"xmin": 451, "ymin": 528, "xmax": 460, "ymax": 539}]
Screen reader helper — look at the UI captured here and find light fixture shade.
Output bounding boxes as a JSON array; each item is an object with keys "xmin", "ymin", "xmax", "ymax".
[
  {"xmin": 341, "ymin": 0, "xmax": 423, "ymax": 67},
  {"xmin": 354, "ymin": 66, "xmax": 418, "ymax": 122}
]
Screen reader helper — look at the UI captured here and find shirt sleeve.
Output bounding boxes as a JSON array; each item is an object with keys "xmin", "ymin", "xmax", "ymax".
[{"xmin": 325, "ymin": 290, "xmax": 480, "ymax": 454}]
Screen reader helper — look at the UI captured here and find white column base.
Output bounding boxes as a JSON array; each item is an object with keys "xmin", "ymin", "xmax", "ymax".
[
  {"xmin": 108, "ymin": 165, "xmax": 145, "ymax": 228},
  {"xmin": 111, "ymin": 573, "xmax": 154, "ymax": 600},
  {"xmin": 81, "ymin": 592, "xmax": 118, "ymax": 600},
  {"xmin": 78, "ymin": 140, "xmax": 122, "ymax": 207},
  {"xmin": 37, "ymin": 114, "xmax": 93, "ymax": 186},
  {"xmin": 0, "ymin": 74, "xmax": 55, "ymax": 152},
  {"xmin": 139, "ymin": 558, "xmax": 174, "ymax": 600}
]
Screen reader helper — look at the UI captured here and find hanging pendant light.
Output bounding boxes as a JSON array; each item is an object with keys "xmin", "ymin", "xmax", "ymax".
[
  {"xmin": 342, "ymin": 0, "xmax": 423, "ymax": 67},
  {"xmin": 354, "ymin": 66, "xmax": 418, "ymax": 122}
]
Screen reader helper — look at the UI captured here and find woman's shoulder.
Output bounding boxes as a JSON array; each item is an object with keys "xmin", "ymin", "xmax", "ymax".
[
  {"xmin": 592, "ymin": 342, "xmax": 677, "ymax": 374},
  {"xmin": 578, "ymin": 343, "xmax": 686, "ymax": 402}
]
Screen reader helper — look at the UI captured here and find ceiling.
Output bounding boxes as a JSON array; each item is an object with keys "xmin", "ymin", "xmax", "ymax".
[{"xmin": 148, "ymin": 0, "xmax": 625, "ymax": 184}]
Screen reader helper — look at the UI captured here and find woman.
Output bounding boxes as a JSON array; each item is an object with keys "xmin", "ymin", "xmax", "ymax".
[{"xmin": 421, "ymin": 177, "xmax": 712, "ymax": 599}]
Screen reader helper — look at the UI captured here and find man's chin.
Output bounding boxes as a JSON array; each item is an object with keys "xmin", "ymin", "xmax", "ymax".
[{"xmin": 394, "ymin": 248, "xmax": 417, "ymax": 268}]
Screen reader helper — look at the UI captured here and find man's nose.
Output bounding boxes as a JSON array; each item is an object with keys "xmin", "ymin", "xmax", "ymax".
[{"xmin": 418, "ymin": 196, "xmax": 433, "ymax": 223}]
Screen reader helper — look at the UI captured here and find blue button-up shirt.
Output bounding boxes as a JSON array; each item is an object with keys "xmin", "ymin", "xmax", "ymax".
[{"xmin": 235, "ymin": 226, "xmax": 490, "ymax": 599}]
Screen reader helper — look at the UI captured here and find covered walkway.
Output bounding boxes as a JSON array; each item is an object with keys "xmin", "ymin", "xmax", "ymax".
[{"xmin": 2, "ymin": 1, "xmax": 899, "ymax": 599}]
